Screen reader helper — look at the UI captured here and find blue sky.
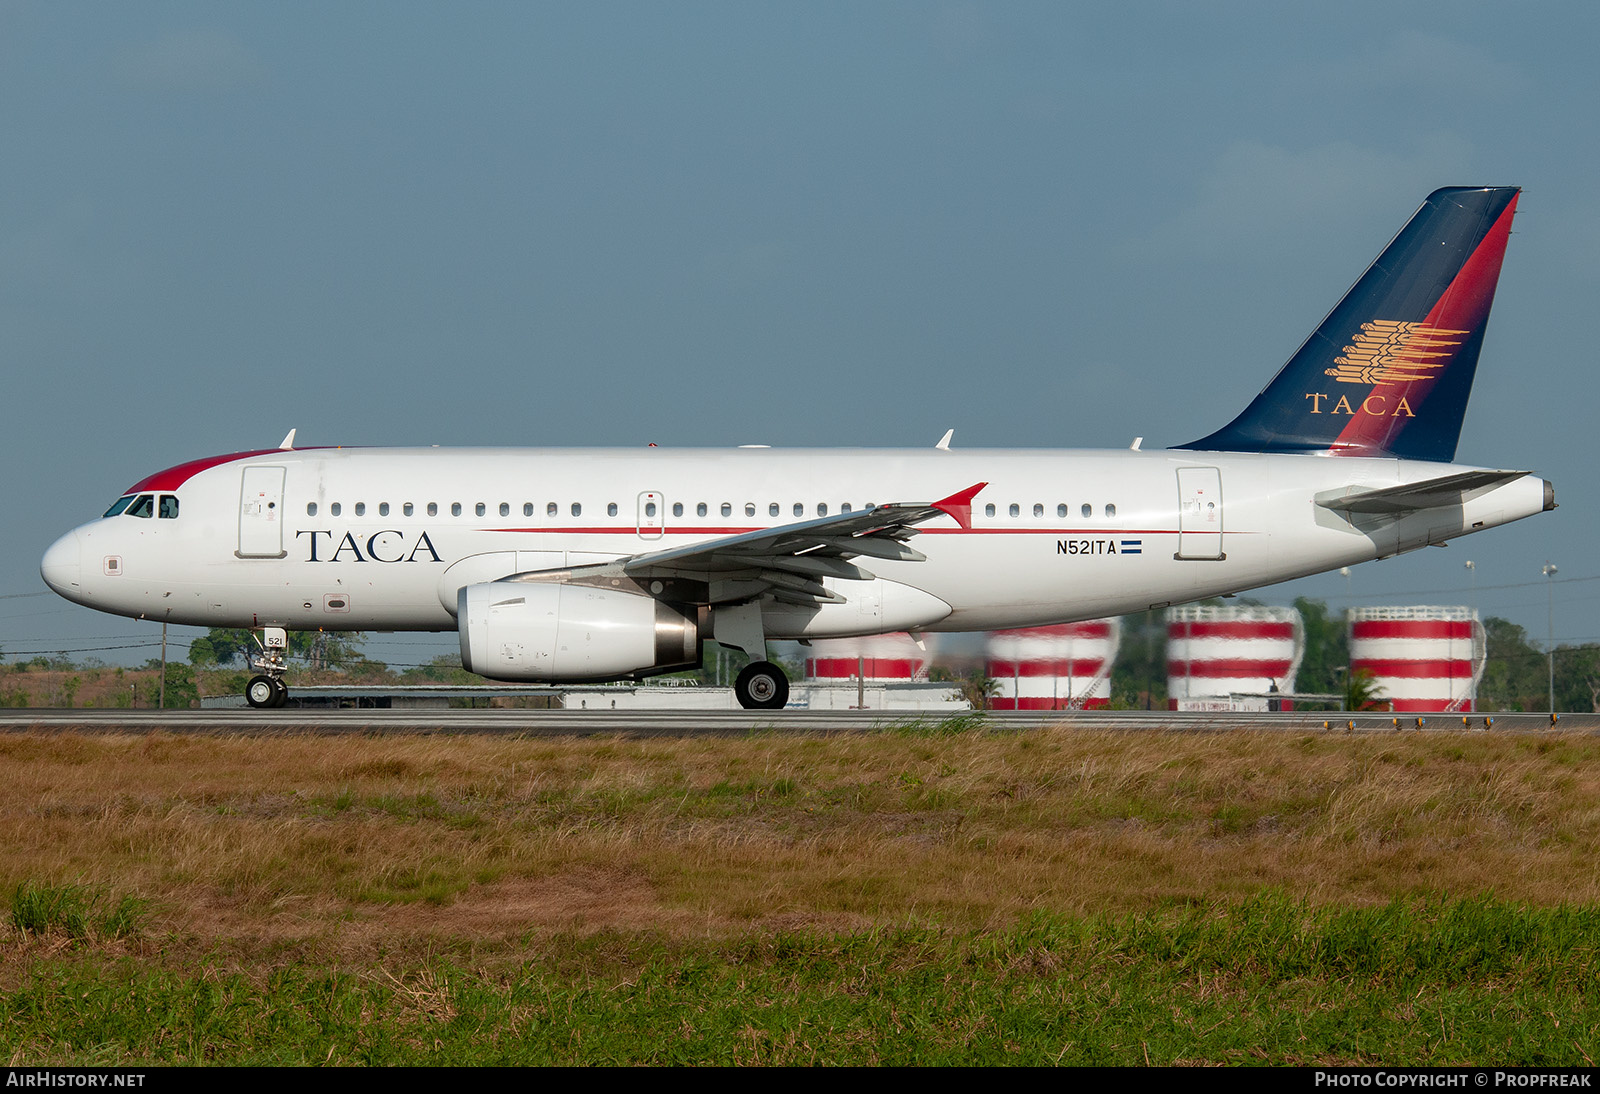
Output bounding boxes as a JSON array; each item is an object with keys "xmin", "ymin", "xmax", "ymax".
[{"xmin": 4, "ymin": 2, "xmax": 1596, "ymax": 669}]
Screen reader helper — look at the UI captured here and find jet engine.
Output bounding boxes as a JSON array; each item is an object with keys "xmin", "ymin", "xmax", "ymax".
[{"xmin": 457, "ymin": 581, "xmax": 702, "ymax": 681}]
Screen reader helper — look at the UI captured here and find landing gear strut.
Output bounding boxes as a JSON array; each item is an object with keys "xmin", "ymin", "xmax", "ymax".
[
  {"xmin": 734, "ymin": 661, "xmax": 789, "ymax": 710},
  {"xmin": 244, "ymin": 627, "xmax": 291, "ymax": 709}
]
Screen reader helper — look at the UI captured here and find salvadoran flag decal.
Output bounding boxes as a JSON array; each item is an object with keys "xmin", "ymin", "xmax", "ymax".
[{"xmin": 1120, "ymin": 540, "xmax": 1143, "ymax": 554}]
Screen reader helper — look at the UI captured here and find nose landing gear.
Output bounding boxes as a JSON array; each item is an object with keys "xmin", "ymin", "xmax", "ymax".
[
  {"xmin": 245, "ymin": 674, "xmax": 288, "ymax": 708},
  {"xmin": 244, "ymin": 627, "xmax": 291, "ymax": 709}
]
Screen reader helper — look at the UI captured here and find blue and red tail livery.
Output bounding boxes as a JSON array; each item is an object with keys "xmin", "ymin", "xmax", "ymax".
[{"xmin": 1180, "ymin": 186, "xmax": 1519, "ymax": 462}]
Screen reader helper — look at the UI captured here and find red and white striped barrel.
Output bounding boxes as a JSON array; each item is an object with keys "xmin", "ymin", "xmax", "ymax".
[
  {"xmin": 1348, "ymin": 606, "xmax": 1485, "ymax": 713},
  {"xmin": 1166, "ymin": 606, "xmax": 1303, "ymax": 711},
  {"xmin": 986, "ymin": 619, "xmax": 1121, "ymax": 710},
  {"xmin": 804, "ymin": 633, "xmax": 928, "ymax": 682}
]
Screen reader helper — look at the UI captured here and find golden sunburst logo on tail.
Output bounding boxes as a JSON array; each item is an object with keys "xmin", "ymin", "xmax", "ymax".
[
  {"xmin": 1325, "ymin": 320, "xmax": 1468, "ymax": 385},
  {"xmin": 1302, "ymin": 320, "xmax": 1468, "ymax": 417}
]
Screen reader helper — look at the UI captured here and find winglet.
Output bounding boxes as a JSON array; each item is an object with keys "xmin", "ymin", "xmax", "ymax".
[
  {"xmin": 935, "ymin": 429, "xmax": 954, "ymax": 451},
  {"xmin": 279, "ymin": 429, "xmax": 297, "ymax": 451},
  {"xmin": 932, "ymin": 482, "xmax": 987, "ymax": 530}
]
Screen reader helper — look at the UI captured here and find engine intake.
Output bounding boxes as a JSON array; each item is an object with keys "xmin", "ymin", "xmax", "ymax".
[{"xmin": 458, "ymin": 581, "xmax": 701, "ymax": 682}]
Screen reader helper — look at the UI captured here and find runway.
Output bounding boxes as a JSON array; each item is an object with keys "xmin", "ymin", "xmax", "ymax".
[{"xmin": 0, "ymin": 708, "xmax": 1590, "ymax": 735}]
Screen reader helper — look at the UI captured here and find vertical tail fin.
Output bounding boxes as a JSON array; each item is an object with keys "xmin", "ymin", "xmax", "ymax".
[{"xmin": 1178, "ymin": 186, "xmax": 1520, "ymax": 461}]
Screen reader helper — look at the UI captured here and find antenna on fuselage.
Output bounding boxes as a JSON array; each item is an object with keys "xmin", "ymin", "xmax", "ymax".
[{"xmin": 279, "ymin": 429, "xmax": 297, "ymax": 451}]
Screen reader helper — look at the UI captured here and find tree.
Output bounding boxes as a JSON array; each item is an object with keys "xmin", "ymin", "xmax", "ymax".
[
  {"xmin": 929, "ymin": 664, "xmax": 998, "ymax": 710},
  {"xmin": 1343, "ymin": 667, "xmax": 1386, "ymax": 712},
  {"xmin": 1293, "ymin": 597, "xmax": 1349, "ymax": 696},
  {"xmin": 160, "ymin": 663, "xmax": 198, "ymax": 709},
  {"xmin": 1478, "ymin": 617, "xmax": 1545, "ymax": 711},
  {"xmin": 1110, "ymin": 608, "xmax": 1167, "ymax": 709},
  {"xmin": 188, "ymin": 628, "xmax": 366, "ymax": 671}
]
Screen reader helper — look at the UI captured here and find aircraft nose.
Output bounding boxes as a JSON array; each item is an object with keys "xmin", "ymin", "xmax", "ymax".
[{"xmin": 40, "ymin": 530, "xmax": 83, "ymax": 600}]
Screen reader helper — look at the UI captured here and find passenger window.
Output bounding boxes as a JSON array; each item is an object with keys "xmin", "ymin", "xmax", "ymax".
[
  {"xmin": 427, "ymin": 503, "xmax": 438, "ymax": 517},
  {"xmin": 572, "ymin": 503, "xmax": 582, "ymax": 517},
  {"xmin": 1057, "ymin": 504, "xmax": 1067, "ymax": 518},
  {"xmin": 159, "ymin": 496, "xmax": 179, "ymax": 519},
  {"xmin": 769, "ymin": 502, "xmax": 780, "ymax": 517},
  {"xmin": 1081, "ymin": 504, "xmax": 1092, "ymax": 519},
  {"xmin": 523, "ymin": 503, "xmax": 533, "ymax": 517},
  {"xmin": 404, "ymin": 503, "xmax": 414, "ymax": 517},
  {"xmin": 697, "ymin": 502, "xmax": 707, "ymax": 517},
  {"xmin": 744, "ymin": 502, "xmax": 755, "ymax": 517},
  {"xmin": 499, "ymin": 502, "xmax": 510, "ymax": 517},
  {"xmin": 475, "ymin": 503, "xmax": 486, "ymax": 517},
  {"xmin": 305, "ymin": 502, "xmax": 317, "ymax": 517},
  {"xmin": 841, "ymin": 502, "xmax": 852, "ymax": 513},
  {"xmin": 379, "ymin": 502, "xmax": 390, "ymax": 516},
  {"xmin": 1033, "ymin": 504, "xmax": 1043, "ymax": 518},
  {"xmin": 984, "ymin": 503, "xmax": 996, "ymax": 518},
  {"xmin": 646, "ymin": 502, "xmax": 658, "ymax": 517},
  {"xmin": 817, "ymin": 503, "xmax": 828, "ymax": 516},
  {"xmin": 1009, "ymin": 504, "xmax": 1019, "ymax": 518},
  {"xmin": 607, "ymin": 502, "xmax": 618, "ymax": 517},
  {"xmin": 793, "ymin": 503, "xmax": 803, "ymax": 517},
  {"xmin": 354, "ymin": 502, "xmax": 366, "ymax": 516},
  {"xmin": 451, "ymin": 503, "xmax": 462, "ymax": 516},
  {"xmin": 721, "ymin": 503, "xmax": 732, "ymax": 517},
  {"xmin": 330, "ymin": 502, "xmax": 342, "ymax": 517},
  {"xmin": 672, "ymin": 502, "xmax": 683, "ymax": 518},
  {"xmin": 547, "ymin": 502, "xmax": 557, "ymax": 517},
  {"xmin": 1105, "ymin": 503, "xmax": 1117, "ymax": 518}
]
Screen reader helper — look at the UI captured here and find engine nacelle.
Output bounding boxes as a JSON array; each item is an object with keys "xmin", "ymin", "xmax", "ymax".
[{"xmin": 458, "ymin": 581, "xmax": 701, "ymax": 682}]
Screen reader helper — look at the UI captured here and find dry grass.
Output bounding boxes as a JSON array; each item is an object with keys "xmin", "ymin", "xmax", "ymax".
[{"xmin": 2, "ymin": 726, "xmax": 1598, "ymax": 961}]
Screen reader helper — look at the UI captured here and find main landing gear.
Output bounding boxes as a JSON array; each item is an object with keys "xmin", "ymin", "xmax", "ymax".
[
  {"xmin": 714, "ymin": 603, "xmax": 790, "ymax": 711},
  {"xmin": 734, "ymin": 661, "xmax": 789, "ymax": 710},
  {"xmin": 244, "ymin": 626, "xmax": 291, "ymax": 709}
]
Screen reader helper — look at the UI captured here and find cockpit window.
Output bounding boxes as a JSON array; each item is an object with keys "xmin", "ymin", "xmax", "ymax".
[
  {"xmin": 159, "ymin": 495, "xmax": 179, "ymax": 519},
  {"xmin": 126, "ymin": 494, "xmax": 155, "ymax": 519},
  {"xmin": 103, "ymin": 496, "xmax": 135, "ymax": 518}
]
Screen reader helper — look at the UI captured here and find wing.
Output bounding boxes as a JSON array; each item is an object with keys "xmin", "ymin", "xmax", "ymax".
[{"xmin": 500, "ymin": 482, "xmax": 986, "ymax": 607}]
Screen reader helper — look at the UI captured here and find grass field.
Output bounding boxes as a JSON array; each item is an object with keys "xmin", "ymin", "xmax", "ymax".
[{"xmin": 3, "ymin": 724, "xmax": 1599, "ymax": 1064}]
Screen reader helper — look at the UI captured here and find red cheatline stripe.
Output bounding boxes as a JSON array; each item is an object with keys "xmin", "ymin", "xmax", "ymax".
[
  {"xmin": 1165, "ymin": 659, "xmax": 1294, "ymax": 678},
  {"xmin": 1351, "ymin": 620, "xmax": 1476, "ymax": 640},
  {"xmin": 1350, "ymin": 659, "xmax": 1476, "ymax": 679},
  {"xmin": 486, "ymin": 526, "xmax": 759, "ymax": 535},
  {"xmin": 1165, "ymin": 622, "xmax": 1295, "ymax": 640},
  {"xmin": 992, "ymin": 622, "xmax": 1115, "ymax": 639},
  {"xmin": 805, "ymin": 658, "xmax": 922, "ymax": 679},
  {"xmin": 987, "ymin": 659, "xmax": 1107, "ymax": 678}
]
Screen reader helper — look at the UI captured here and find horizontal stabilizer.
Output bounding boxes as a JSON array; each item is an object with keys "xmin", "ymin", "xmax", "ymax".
[{"xmin": 1316, "ymin": 470, "xmax": 1527, "ymax": 514}]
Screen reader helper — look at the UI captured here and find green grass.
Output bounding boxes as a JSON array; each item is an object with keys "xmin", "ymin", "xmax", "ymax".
[
  {"xmin": 9, "ymin": 882, "xmax": 148, "ymax": 942},
  {"xmin": 4, "ymin": 895, "xmax": 1598, "ymax": 1065},
  {"xmin": 9, "ymin": 729, "xmax": 1600, "ymax": 1063}
]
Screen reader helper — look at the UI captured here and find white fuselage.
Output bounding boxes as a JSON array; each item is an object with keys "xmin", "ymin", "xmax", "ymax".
[{"xmin": 40, "ymin": 446, "xmax": 1550, "ymax": 638}]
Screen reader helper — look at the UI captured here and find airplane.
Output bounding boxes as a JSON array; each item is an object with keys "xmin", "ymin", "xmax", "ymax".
[{"xmin": 40, "ymin": 186, "xmax": 1553, "ymax": 710}]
